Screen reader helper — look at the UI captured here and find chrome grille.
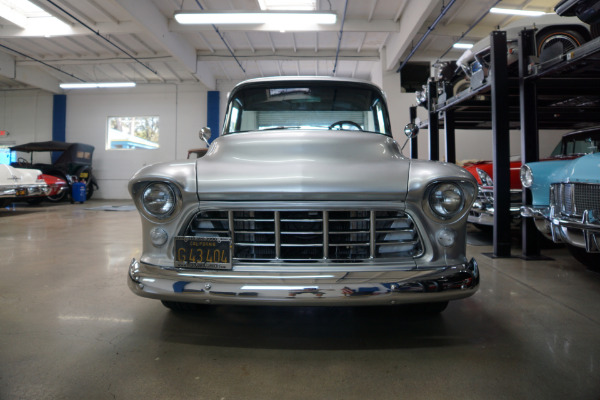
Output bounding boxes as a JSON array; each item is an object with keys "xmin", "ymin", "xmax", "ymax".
[
  {"xmin": 184, "ymin": 209, "xmax": 422, "ymax": 263},
  {"xmin": 551, "ymin": 183, "xmax": 600, "ymax": 217}
]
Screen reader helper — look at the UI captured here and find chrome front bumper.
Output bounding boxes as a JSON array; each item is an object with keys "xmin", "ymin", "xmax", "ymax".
[
  {"xmin": 0, "ymin": 184, "xmax": 49, "ymax": 199},
  {"xmin": 128, "ymin": 258, "xmax": 479, "ymax": 306},
  {"xmin": 549, "ymin": 207, "xmax": 600, "ymax": 253}
]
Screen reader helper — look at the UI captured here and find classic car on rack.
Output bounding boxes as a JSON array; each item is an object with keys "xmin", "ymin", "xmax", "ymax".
[
  {"xmin": 10, "ymin": 141, "xmax": 98, "ymax": 202},
  {"xmin": 456, "ymin": 14, "xmax": 591, "ymax": 91},
  {"xmin": 521, "ymin": 150, "xmax": 600, "ymax": 269},
  {"xmin": 465, "ymin": 127, "xmax": 600, "ymax": 229},
  {"xmin": 0, "ymin": 164, "xmax": 49, "ymax": 207},
  {"xmin": 128, "ymin": 77, "xmax": 480, "ymax": 313}
]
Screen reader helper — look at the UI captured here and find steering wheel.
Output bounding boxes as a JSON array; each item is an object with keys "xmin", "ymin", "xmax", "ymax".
[
  {"xmin": 17, "ymin": 157, "xmax": 30, "ymax": 167},
  {"xmin": 328, "ymin": 120, "xmax": 363, "ymax": 131}
]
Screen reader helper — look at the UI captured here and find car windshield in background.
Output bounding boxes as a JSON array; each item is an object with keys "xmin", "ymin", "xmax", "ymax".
[
  {"xmin": 550, "ymin": 132, "xmax": 600, "ymax": 157},
  {"xmin": 224, "ymin": 83, "xmax": 391, "ymax": 135}
]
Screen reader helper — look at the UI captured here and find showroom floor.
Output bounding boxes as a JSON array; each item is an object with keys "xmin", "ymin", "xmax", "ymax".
[{"xmin": 1, "ymin": 200, "xmax": 599, "ymax": 400}]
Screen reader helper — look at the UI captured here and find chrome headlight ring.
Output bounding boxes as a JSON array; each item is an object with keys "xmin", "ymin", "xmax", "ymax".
[
  {"xmin": 137, "ymin": 181, "xmax": 182, "ymax": 222},
  {"xmin": 423, "ymin": 181, "xmax": 474, "ymax": 222},
  {"xmin": 520, "ymin": 164, "xmax": 533, "ymax": 188},
  {"xmin": 476, "ymin": 168, "xmax": 494, "ymax": 187}
]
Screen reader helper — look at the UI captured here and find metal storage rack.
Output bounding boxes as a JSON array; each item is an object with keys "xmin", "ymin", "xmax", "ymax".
[{"xmin": 418, "ymin": 28, "xmax": 600, "ymax": 259}]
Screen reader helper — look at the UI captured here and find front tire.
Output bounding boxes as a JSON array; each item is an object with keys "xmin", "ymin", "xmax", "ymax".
[
  {"xmin": 411, "ymin": 301, "xmax": 449, "ymax": 314},
  {"xmin": 161, "ymin": 300, "xmax": 206, "ymax": 312},
  {"xmin": 567, "ymin": 244, "xmax": 600, "ymax": 272},
  {"xmin": 537, "ymin": 29, "xmax": 586, "ymax": 56}
]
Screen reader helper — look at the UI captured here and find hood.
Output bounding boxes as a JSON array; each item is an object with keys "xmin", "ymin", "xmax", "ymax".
[
  {"xmin": 556, "ymin": 152, "xmax": 600, "ymax": 184},
  {"xmin": 196, "ymin": 130, "xmax": 410, "ymax": 201}
]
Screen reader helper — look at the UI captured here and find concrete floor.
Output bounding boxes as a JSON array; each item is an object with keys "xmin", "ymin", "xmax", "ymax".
[{"xmin": 1, "ymin": 200, "xmax": 600, "ymax": 400}]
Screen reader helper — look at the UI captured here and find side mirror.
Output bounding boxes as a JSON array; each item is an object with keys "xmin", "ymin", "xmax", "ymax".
[
  {"xmin": 404, "ymin": 123, "xmax": 419, "ymax": 139},
  {"xmin": 199, "ymin": 127, "xmax": 211, "ymax": 146}
]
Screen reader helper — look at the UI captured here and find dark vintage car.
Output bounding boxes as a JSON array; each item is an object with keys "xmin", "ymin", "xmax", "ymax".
[
  {"xmin": 127, "ymin": 77, "xmax": 480, "ymax": 313},
  {"xmin": 10, "ymin": 141, "xmax": 98, "ymax": 202},
  {"xmin": 465, "ymin": 127, "xmax": 600, "ymax": 229}
]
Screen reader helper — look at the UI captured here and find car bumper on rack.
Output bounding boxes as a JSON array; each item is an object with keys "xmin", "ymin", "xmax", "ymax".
[{"xmin": 128, "ymin": 258, "xmax": 479, "ymax": 306}]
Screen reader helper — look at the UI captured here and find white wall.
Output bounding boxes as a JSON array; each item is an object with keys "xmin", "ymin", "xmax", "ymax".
[
  {"xmin": 0, "ymin": 90, "xmax": 53, "ymax": 163},
  {"xmin": 66, "ymin": 83, "xmax": 208, "ymax": 199}
]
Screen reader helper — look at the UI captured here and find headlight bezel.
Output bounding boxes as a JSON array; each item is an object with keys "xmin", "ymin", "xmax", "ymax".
[
  {"xmin": 520, "ymin": 164, "xmax": 533, "ymax": 188},
  {"xmin": 476, "ymin": 168, "xmax": 494, "ymax": 187},
  {"xmin": 136, "ymin": 181, "xmax": 182, "ymax": 222},
  {"xmin": 423, "ymin": 180, "xmax": 473, "ymax": 223}
]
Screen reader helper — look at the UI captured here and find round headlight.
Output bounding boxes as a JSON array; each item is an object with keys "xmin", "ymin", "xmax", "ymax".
[
  {"xmin": 476, "ymin": 168, "xmax": 494, "ymax": 187},
  {"xmin": 429, "ymin": 182, "xmax": 465, "ymax": 219},
  {"xmin": 520, "ymin": 165, "xmax": 533, "ymax": 188},
  {"xmin": 142, "ymin": 182, "xmax": 176, "ymax": 218}
]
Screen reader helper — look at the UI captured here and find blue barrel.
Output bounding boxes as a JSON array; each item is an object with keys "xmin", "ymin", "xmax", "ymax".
[{"xmin": 71, "ymin": 181, "xmax": 86, "ymax": 203}]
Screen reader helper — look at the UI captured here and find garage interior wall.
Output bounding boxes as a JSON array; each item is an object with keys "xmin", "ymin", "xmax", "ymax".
[
  {"xmin": 65, "ymin": 84, "xmax": 208, "ymax": 199},
  {"xmin": 0, "ymin": 90, "xmax": 53, "ymax": 163},
  {"xmin": 1, "ymin": 81, "xmax": 567, "ymax": 200}
]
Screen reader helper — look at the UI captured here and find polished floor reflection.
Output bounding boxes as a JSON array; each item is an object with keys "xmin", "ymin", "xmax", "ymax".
[{"xmin": 1, "ymin": 200, "xmax": 599, "ymax": 399}]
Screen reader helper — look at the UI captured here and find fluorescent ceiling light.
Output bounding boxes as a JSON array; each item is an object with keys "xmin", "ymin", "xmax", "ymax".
[
  {"xmin": 490, "ymin": 7, "xmax": 546, "ymax": 17},
  {"xmin": 0, "ymin": 0, "xmax": 71, "ymax": 35},
  {"xmin": 453, "ymin": 43, "xmax": 474, "ymax": 49},
  {"xmin": 60, "ymin": 82, "xmax": 136, "ymax": 89},
  {"xmin": 258, "ymin": 0, "xmax": 317, "ymax": 11},
  {"xmin": 174, "ymin": 11, "xmax": 336, "ymax": 25}
]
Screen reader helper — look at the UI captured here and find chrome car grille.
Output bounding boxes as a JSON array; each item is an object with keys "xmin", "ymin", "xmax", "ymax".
[
  {"xmin": 475, "ymin": 187, "xmax": 522, "ymax": 205},
  {"xmin": 551, "ymin": 183, "xmax": 600, "ymax": 217},
  {"xmin": 183, "ymin": 209, "xmax": 423, "ymax": 262}
]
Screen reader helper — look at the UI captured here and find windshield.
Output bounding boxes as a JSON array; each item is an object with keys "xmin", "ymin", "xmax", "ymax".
[
  {"xmin": 223, "ymin": 82, "xmax": 392, "ymax": 135},
  {"xmin": 550, "ymin": 133, "xmax": 600, "ymax": 157}
]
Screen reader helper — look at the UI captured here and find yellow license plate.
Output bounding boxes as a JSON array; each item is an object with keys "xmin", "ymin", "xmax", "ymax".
[
  {"xmin": 16, "ymin": 189, "xmax": 27, "ymax": 196},
  {"xmin": 174, "ymin": 236, "xmax": 232, "ymax": 270},
  {"xmin": 79, "ymin": 172, "xmax": 89, "ymax": 179}
]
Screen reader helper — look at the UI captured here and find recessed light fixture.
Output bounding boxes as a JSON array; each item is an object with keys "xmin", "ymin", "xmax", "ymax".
[
  {"xmin": 60, "ymin": 82, "xmax": 136, "ymax": 89},
  {"xmin": 453, "ymin": 43, "xmax": 474, "ymax": 49},
  {"xmin": 490, "ymin": 7, "xmax": 546, "ymax": 17},
  {"xmin": 174, "ymin": 11, "xmax": 336, "ymax": 25}
]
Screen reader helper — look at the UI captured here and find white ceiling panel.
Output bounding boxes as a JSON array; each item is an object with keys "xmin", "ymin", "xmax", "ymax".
[{"xmin": 0, "ymin": 0, "xmax": 571, "ymax": 92}]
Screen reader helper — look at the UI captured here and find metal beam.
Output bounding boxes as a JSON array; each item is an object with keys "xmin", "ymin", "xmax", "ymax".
[
  {"xmin": 385, "ymin": 0, "xmax": 438, "ymax": 71},
  {"xmin": 114, "ymin": 0, "xmax": 215, "ymax": 89},
  {"xmin": 519, "ymin": 28, "xmax": 542, "ymax": 259},
  {"xmin": 427, "ymin": 81, "xmax": 439, "ymax": 161},
  {"xmin": 490, "ymin": 30, "xmax": 511, "ymax": 258}
]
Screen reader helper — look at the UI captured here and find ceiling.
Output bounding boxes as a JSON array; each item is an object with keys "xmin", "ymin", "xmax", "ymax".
[{"xmin": 0, "ymin": 0, "xmax": 561, "ymax": 93}]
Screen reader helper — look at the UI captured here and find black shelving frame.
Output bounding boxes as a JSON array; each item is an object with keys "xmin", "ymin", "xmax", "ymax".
[{"xmin": 422, "ymin": 28, "xmax": 600, "ymax": 258}]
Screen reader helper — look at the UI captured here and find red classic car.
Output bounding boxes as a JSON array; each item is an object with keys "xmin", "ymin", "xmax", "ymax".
[{"xmin": 464, "ymin": 127, "xmax": 600, "ymax": 228}]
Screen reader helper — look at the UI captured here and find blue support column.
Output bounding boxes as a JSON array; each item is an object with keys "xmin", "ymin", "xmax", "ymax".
[
  {"xmin": 52, "ymin": 94, "xmax": 66, "ymax": 163},
  {"xmin": 207, "ymin": 91, "xmax": 220, "ymax": 144}
]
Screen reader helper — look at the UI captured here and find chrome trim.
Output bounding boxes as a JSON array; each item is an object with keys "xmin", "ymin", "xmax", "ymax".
[
  {"xmin": 131, "ymin": 180, "xmax": 184, "ymax": 224},
  {"xmin": 128, "ymin": 257, "xmax": 479, "ymax": 306},
  {"xmin": 550, "ymin": 207, "xmax": 600, "ymax": 252},
  {"xmin": 183, "ymin": 208, "xmax": 424, "ymax": 263},
  {"xmin": 0, "ymin": 184, "xmax": 49, "ymax": 198}
]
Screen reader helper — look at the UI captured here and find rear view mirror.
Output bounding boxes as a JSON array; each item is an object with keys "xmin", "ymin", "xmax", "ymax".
[
  {"xmin": 404, "ymin": 123, "xmax": 419, "ymax": 139},
  {"xmin": 199, "ymin": 127, "xmax": 211, "ymax": 145}
]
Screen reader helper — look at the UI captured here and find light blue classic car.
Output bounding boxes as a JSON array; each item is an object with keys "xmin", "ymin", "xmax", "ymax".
[{"xmin": 521, "ymin": 150, "xmax": 600, "ymax": 269}]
